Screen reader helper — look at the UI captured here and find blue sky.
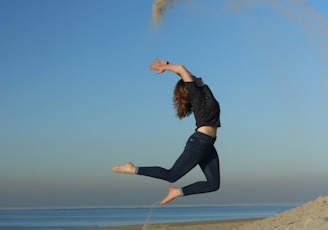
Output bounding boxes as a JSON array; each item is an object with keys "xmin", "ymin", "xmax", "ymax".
[{"xmin": 1, "ymin": 0, "xmax": 328, "ymax": 208}]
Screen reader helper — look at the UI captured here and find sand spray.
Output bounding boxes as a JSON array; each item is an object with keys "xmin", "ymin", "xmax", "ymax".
[
  {"xmin": 224, "ymin": 0, "xmax": 328, "ymax": 77},
  {"xmin": 221, "ymin": 0, "xmax": 328, "ymax": 118},
  {"xmin": 152, "ymin": 0, "xmax": 179, "ymax": 25},
  {"xmin": 141, "ymin": 201, "xmax": 160, "ymax": 230}
]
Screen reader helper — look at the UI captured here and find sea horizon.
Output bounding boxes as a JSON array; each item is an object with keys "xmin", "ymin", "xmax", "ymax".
[{"xmin": 0, "ymin": 201, "xmax": 304, "ymax": 210}]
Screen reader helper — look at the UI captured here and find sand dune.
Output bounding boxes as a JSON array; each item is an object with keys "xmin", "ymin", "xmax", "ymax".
[{"xmin": 235, "ymin": 196, "xmax": 328, "ymax": 230}]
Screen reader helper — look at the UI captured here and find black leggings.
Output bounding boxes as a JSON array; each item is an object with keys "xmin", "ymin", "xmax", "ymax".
[{"xmin": 136, "ymin": 131, "xmax": 220, "ymax": 196}]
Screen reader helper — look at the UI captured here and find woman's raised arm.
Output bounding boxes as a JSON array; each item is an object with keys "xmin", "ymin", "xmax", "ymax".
[{"xmin": 149, "ymin": 59, "xmax": 194, "ymax": 82}]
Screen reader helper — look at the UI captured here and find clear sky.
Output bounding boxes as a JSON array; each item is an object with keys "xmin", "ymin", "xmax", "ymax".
[{"xmin": 1, "ymin": 0, "xmax": 328, "ymax": 208}]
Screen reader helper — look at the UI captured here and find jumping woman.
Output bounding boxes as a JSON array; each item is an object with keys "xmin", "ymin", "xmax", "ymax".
[{"xmin": 113, "ymin": 59, "xmax": 221, "ymax": 205}]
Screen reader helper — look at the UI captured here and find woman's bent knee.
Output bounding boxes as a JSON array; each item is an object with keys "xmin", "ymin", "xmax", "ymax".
[
  {"xmin": 167, "ymin": 177, "xmax": 179, "ymax": 183},
  {"xmin": 212, "ymin": 182, "xmax": 220, "ymax": 191}
]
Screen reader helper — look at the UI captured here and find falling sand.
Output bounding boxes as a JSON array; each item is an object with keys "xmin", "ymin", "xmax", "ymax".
[{"xmin": 152, "ymin": 0, "xmax": 179, "ymax": 25}]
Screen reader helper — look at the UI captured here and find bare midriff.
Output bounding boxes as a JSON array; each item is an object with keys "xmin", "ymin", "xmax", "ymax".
[{"xmin": 196, "ymin": 126, "xmax": 218, "ymax": 137}]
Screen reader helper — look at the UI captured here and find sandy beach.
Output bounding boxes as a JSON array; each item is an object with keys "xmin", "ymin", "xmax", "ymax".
[
  {"xmin": 73, "ymin": 218, "xmax": 262, "ymax": 230},
  {"xmin": 76, "ymin": 196, "xmax": 328, "ymax": 230}
]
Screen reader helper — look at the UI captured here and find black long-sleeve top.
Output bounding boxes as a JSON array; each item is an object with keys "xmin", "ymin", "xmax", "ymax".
[{"xmin": 185, "ymin": 81, "xmax": 221, "ymax": 129}]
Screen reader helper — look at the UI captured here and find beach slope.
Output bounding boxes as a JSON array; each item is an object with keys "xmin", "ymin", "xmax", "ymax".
[{"xmin": 235, "ymin": 196, "xmax": 328, "ymax": 230}]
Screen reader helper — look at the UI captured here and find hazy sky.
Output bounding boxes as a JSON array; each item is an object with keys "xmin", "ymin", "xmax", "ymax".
[{"xmin": 1, "ymin": 0, "xmax": 328, "ymax": 208}]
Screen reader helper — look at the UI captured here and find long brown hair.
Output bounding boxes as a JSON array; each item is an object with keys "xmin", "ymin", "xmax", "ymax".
[{"xmin": 173, "ymin": 79, "xmax": 192, "ymax": 119}]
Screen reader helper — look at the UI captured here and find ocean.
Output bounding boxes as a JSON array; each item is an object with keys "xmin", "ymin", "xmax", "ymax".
[{"xmin": 0, "ymin": 204, "xmax": 299, "ymax": 230}]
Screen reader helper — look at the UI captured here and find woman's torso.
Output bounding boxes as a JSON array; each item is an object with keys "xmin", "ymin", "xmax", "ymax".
[
  {"xmin": 184, "ymin": 82, "xmax": 221, "ymax": 137},
  {"xmin": 197, "ymin": 125, "xmax": 217, "ymax": 137}
]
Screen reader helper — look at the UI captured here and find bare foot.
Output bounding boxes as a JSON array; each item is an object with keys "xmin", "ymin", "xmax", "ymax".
[
  {"xmin": 160, "ymin": 187, "xmax": 182, "ymax": 205},
  {"xmin": 112, "ymin": 162, "xmax": 136, "ymax": 174}
]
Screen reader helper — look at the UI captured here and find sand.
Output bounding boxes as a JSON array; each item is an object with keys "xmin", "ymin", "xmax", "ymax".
[
  {"xmin": 73, "ymin": 218, "xmax": 262, "ymax": 230},
  {"xmin": 75, "ymin": 196, "xmax": 328, "ymax": 230},
  {"xmin": 234, "ymin": 196, "xmax": 328, "ymax": 230}
]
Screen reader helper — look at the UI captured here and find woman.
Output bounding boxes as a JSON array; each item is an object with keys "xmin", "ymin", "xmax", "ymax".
[{"xmin": 113, "ymin": 59, "xmax": 221, "ymax": 205}]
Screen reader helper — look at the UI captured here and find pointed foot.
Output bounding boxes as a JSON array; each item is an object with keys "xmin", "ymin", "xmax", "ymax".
[
  {"xmin": 160, "ymin": 187, "xmax": 182, "ymax": 205},
  {"xmin": 112, "ymin": 162, "xmax": 136, "ymax": 174}
]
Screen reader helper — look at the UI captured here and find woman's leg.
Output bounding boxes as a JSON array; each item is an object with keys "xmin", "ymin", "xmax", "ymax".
[
  {"xmin": 159, "ymin": 141, "xmax": 219, "ymax": 204},
  {"xmin": 181, "ymin": 145, "xmax": 220, "ymax": 196},
  {"xmin": 112, "ymin": 153, "xmax": 200, "ymax": 178},
  {"xmin": 137, "ymin": 132, "xmax": 210, "ymax": 183}
]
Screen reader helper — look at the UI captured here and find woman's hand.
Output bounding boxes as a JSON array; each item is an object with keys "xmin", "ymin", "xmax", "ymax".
[
  {"xmin": 149, "ymin": 59, "xmax": 194, "ymax": 82},
  {"xmin": 149, "ymin": 59, "xmax": 169, "ymax": 74}
]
